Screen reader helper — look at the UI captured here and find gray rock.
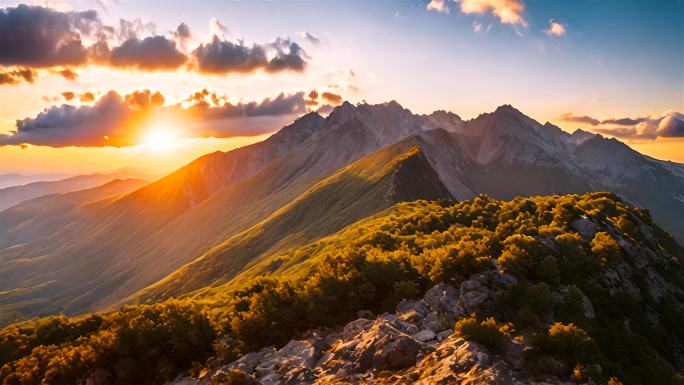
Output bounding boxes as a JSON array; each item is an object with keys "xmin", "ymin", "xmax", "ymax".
[
  {"xmin": 412, "ymin": 329, "xmax": 437, "ymax": 342},
  {"xmin": 341, "ymin": 318, "xmax": 373, "ymax": 340},
  {"xmin": 571, "ymin": 215, "xmax": 600, "ymax": 237},
  {"xmin": 371, "ymin": 335, "xmax": 423, "ymax": 370},
  {"xmin": 397, "ymin": 299, "xmax": 430, "ymax": 315}
]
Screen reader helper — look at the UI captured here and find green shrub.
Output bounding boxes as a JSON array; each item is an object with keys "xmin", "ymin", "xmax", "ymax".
[{"xmin": 454, "ymin": 316, "xmax": 512, "ymax": 354}]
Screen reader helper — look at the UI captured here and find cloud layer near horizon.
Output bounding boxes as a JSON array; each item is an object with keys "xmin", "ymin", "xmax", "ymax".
[
  {"xmin": 560, "ymin": 111, "xmax": 684, "ymax": 140},
  {"xmin": 0, "ymin": 4, "xmax": 310, "ymax": 84},
  {"xmin": 0, "ymin": 88, "xmax": 342, "ymax": 148}
]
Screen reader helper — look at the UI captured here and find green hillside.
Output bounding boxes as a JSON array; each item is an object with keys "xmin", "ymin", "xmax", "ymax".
[
  {"xmin": 135, "ymin": 139, "xmax": 453, "ymax": 302},
  {"xmin": 2, "ymin": 192, "xmax": 683, "ymax": 385}
]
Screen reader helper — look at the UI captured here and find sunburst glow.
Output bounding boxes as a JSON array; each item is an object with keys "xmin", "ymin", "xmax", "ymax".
[{"xmin": 140, "ymin": 127, "xmax": 180, "ymax": 152}]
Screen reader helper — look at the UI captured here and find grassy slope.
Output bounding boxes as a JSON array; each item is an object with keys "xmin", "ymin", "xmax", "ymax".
[{"xmin": 134, "ymin": 139, "xmax": 453, "ymax": 302}]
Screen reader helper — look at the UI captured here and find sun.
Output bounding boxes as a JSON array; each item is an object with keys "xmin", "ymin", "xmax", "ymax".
[{"xmin": 140, "ymin": 127, "xmax": 179, "ymax": 152}]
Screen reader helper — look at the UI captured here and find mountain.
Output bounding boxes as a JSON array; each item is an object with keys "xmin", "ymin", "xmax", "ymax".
[
  {"xmin": 135, "ymin": 140, "xmax": 452, "ymax": 302},
  {"xmin": 0, "ymin": 173, "xmax": 73, "ymax": 189},
  {"xmin": 0, "ymin": 178, "xmax": 148, "ymax": 325},
  {"xmin": 1, "ymin": 101, "xmax": 683, "ymax": 325},
  {"xmin": 0, "ymin": 178, "xmax": 148, "ymax": 251},
  {"xmin": 3, "ymin": 193, "xmax": 683, "ymax": 385},
  {"xmin": 0, "ymin": 168, "xmax": 152, "ymax": 211}
]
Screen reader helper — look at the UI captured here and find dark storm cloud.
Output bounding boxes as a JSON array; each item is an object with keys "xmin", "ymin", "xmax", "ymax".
[
  {"xmin": 1, "ymin": 89, "xmax": 309, "ymax": 147},
  {"xmin": 109, "ymin": 36, "xmax": 188, "ymax": 70},
  {"xmin": 0, "ymin": 5, "xmax": 97, "ymax": 67},
  {"xmin": 192, "ymin": 36, "xmax": 307, "ymax": 74}
]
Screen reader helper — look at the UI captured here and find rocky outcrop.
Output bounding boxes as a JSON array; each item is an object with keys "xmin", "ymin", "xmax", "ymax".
[{"xmin": 171, "ymin": 271, "xmax": 595, "ymax": 385}]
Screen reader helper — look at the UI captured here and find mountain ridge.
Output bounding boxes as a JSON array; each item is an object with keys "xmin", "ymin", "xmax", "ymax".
[{"xmin": 1, "ymin": 100, "xmax": 683, "ymax": 323}]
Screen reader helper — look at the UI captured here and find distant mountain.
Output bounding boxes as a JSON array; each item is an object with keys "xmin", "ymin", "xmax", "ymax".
[
  {"xmin": 0, "ymin": 168, "xmax": 153, "ymax": 211},
  {"xmin": 1, "ymin": 100, "xmax": 683, "ymax": 324},
  {"xmin": 0, "ymin": 173, "xmax": 73, "ymax": 189},
  {"xmin": 0, "ymin": 178, "xmax": 148, "ymax": 325}
]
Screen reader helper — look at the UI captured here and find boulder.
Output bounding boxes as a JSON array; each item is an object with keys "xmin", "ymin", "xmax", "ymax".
[
  {"xmin": 412, "ymin": 329, "xmax": 437, "ymax": 342},
  {"xmin": 397, "ymin": 299, "xmax": 430, "ymax": 316},
  {"xmin": 459, "ymin": 280, "xmax": 491, "ymax": 312},
  {"xmin": 424, "ymin": 282, "xmax": 460, "ymax": 311},
  {"xmin": 324, "ymin": 320, "xmax": 423, "ymax": 372},
  {"xmin": 341, "ymin": 318, "xmax": 373, "ymax": 340},
  {"xmin": 371, "ymin": 335, "xmax": 423, "ymax": 370}
]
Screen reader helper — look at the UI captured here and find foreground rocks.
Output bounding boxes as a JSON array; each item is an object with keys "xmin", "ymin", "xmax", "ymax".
[{"xmin": 170, "ymin": 271, "xmax": 597, "ymax": 385}]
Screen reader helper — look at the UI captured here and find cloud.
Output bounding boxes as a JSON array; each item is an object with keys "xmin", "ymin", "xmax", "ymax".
[
  {"xmin": 321, "ymin": 91, "xmax": 343, "ymax": 105},
  {"xmin": 0, "ymin": 67, "xmax": 37, "ymax": 85},
  {"xmin": 80, "ymin": 92, "xmax": 95, "ymax": 102},
  {"xmin": 544, "ymin": 19, "xmax": 567, "ymax": 36},
  {"xmin": 427, "ymin": 0, "xmax": 450, "ymax": 13},
  {"xmin": 1, "ymin": 91, "xmax": 137, "ymax": 147},
  {"xmin": 0, "ymin": 5, "xmax": 98, "ymax": 67},
  {"xmin": 61, "ymin": 91, "xmax": 75, "ymax": 101},
  {"xmin": 455, "ymin": 0, "xmax": 527, "ymax": 26},
  {"xmin": 559, "ymin": 113, "xmax": 599, "ymax": 126},
  {"xmin": 0, "ymin": 5, "xmax": 313, "ymax": 82},
  {"xmin": 109, "ymin": 35, "xmax": 187, "ymax": 70},
  {"xmin": 175, "ymin": 22, "xmax": 191, "ymax": 39},
  {"xmin": 297, "ymin": 32, "xmax": 321, "ymax": 45},
  {"xmin": 560, "ymin": 111, "xmax": 684, "ymax": 140},
  {"xmin": 266, "ymin": 38, "xmax": 307, "ymax": 73},
  {"xmin": 0, "ymin": 89, "xmax": 313, "ymax": 147},
  {"xmin": 209, "ymin": 17, "xmax": 229, "ymax": 38},
  {"xmin": 55, "ymin": 68, "xmax": 78, "ymax": 80},
  {"xmin": 192, "ymin": 36, "xmax": 307, "ymax": 74}
]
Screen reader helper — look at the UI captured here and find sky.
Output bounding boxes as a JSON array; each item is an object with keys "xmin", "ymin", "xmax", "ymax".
[{"xmin": 0, "ymin": 0, "xmax": 683, "ymax": 174}]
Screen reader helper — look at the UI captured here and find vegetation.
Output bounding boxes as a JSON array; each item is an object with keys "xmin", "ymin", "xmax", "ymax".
[
  {"xmin": 1, "ymin": 192, "xmax": 683, "ymax": 385},
  {"xmin": 454, "ymin": 316, "xmax": 512, "ymax": 354}
]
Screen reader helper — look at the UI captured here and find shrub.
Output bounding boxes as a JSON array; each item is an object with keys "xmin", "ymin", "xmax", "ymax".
[
  {"xmin": 454, "ymin": 316, "xmax": 512, "ymax": 354},
  {"xmin": 496, "ymin": 281, "xmax": 554, "ymax": 328},
  {"xmin": 591, "ymin": 232, "xmax": 622, "ymax": 267}
]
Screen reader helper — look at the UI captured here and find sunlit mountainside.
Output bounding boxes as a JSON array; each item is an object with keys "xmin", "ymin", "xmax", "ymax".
[
  {"xmin": 0, "ymin": 101, "xmax": 683, "ymax": 384},
  {"xmin": 1, "ymin": 102, "xmax": 683, "ymax": 327},
  {"xmin": 2, "ymin": 192, "xmax": 683, "ymax": 385},
  {"xmin": 1, "ymin": 0, "xmax": 683, "ymax": 383}
]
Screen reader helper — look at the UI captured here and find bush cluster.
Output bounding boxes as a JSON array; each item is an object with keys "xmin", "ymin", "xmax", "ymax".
[{"xmin": 2, "ymin": 192, "xmax": 682, "ymax": 385}]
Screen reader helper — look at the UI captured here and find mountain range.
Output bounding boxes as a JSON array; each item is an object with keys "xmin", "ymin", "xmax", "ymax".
[{"xmin": 1, "ymin": 100, "xmax": 683, "ymax": 324}]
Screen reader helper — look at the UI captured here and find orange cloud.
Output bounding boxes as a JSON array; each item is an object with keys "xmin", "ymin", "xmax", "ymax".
[
  {"xmin": 455, "ymin": 0, "xmax": 527, "ymax": 26},
  {"xmin": 545, "ymin": 19, "xmax": 567, "ymax": 36},
  {"xmin": 0, "ymin": 89, "xmax": 313, "ymax": 148}
]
